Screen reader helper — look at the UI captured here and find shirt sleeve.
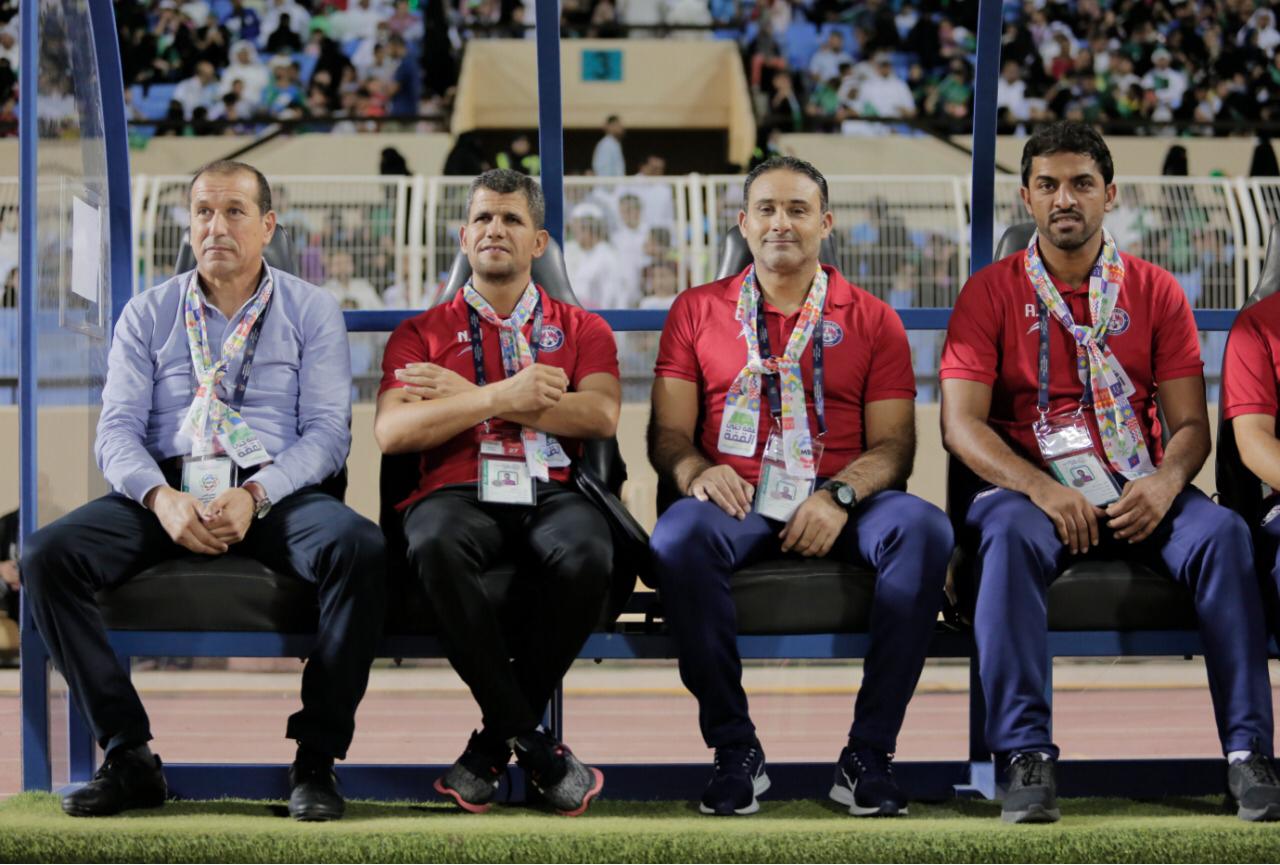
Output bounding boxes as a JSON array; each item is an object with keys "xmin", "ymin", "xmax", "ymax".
[
  {"xmin": 1222, "ymin": 311, "xmax": 1277, "ymax": 420},
  {"xmin": 864, "ymin": 305, "xmax": 917, "ymax": 402},
  {"xmin": 940, "ymin": 273, "xmax": 1002, "ymax": 386},
  {"xmin": 653, "ymin": 291, "xmax": 700, "ymax": 382},
  {"xmin": 1151, "ymin": 271, "xmax": 1205, "ymax": 383},
  {"xmin": 378, "ymin": 318, "xmax": 427, "ymax": 395},
  {"xmin": 249, "ymin": 290, "xmax": 352, "ymax": 504},
  {"xmin": 95, "ymin": 299, "xmax": 169, "ymax": 504},
  {"xmin": 571, "ymin": 312, "xmax": 620, "ymax": 386}
]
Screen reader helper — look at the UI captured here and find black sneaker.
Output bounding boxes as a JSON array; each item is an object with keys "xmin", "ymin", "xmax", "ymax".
[
  {"xmin": 435, "ymin": 729, "xmax": 512, "ymax": 814},
  {"xmin": 829, "ymin": 741, "xmax": 908, "ymax": 816},
  {"xmin": 288, "ymin": 757, "xmax": 345, "ymax": 822},
  {"xmin": 513, "ymin": 729, "xmax": 604, "ymax": 816},
  {"xmin": 61, "ymin": 747, "xmax": 167, "ymax": 817},
  {"xmin": 699, "ymin": 740, "xmax": 769, "ymax": 816},
  {"xmin": 1002, "ymin": 752, "xmax": 1060, "ymax": 824},
  {"xmin": 1228, "ymin": 752, "xmax": 1280, "ymax": 822}
]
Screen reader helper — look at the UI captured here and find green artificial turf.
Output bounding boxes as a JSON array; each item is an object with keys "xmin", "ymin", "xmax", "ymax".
[{"xmin": 1, "ymin": 793, "xmax": 1279, "ymax": 863}]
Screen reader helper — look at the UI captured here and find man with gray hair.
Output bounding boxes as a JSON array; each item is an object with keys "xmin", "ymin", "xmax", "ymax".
[
  {"xmin": 375, "ymin": 169, "xmax": 620, "ymax": 815},
  {"xmin": 21, "ymin": 160, "xmax": 387, "ymax": 821}
]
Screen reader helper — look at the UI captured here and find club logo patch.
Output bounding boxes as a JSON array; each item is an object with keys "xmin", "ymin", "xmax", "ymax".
[
  {"xmin": 539, "ymin": 325, "xmax": 565, "ymax": 353},
  {"xmin": 1107, "ymin": 307, "xmax": 1130, "ymax": 336},
  {"xmin": 1263, "ymin": 504, "xmax": 1280, "ymax": 527},
  {"xmin": 822, "ymin": 321, "xmax": 844, "ymax": 347}
]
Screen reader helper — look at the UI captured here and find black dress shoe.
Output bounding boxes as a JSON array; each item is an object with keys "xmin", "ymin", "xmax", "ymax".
[
  {"xmin": 288, "ymin": 760, "xmax": 345, "ymax": 822},
  {"xmin": 62, "ymin": 749, "xmax": 168, "ymax": 817}
]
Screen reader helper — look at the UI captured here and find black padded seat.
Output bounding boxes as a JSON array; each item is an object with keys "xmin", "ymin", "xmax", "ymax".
[
  {"xmin": 1047, "ymin": 561, "xmax": 1196, "ymax": 631},
  {"xmin": 98, "ymin": 556, "xmax": 320, "ymax": 632},
  {"xmin": 947, "ymin": 222, "xmax": 1197, "ymax": 633},
  {"xmin": 732, "ymin": 560, "xmax": 875, "ymax": 634}
]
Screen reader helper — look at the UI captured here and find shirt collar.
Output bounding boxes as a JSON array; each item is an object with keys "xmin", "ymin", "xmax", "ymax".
[
  {"xmin": 721, "ymin": 263, "xmax": 853, "ymax": 313},
  {"xmin": 195, "ymin": 259, "xmax": 272, "ymax": 319}
]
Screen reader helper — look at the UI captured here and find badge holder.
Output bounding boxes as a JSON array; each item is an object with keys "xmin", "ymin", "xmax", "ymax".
[
  {"xmin": 478, "ymin": 432, "xmax": 536, "ymax": 506},
  {"xmin": 753, "ymin": 429, "xmax": 823, "ymax": 522},
  {"xmin": 1033, "ymin": 412, "xmax": 1122, "ymax": 507},
  {"xmin": 180, "ymin": 440, "xmax": 237, "ymax": 508}
]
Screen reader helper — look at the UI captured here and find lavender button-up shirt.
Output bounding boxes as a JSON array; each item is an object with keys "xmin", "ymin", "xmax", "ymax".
[{"xmin": 95, "ymin": 264, "xmax": 353, "ymax": 506}]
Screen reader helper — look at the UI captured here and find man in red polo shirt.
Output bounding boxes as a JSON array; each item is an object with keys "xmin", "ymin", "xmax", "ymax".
[
  {"xmin": 942, "ymin": 121, "xmax": 1279, "ymax": 823},
  {"xmin": 374, "ymin": 169, "xmax": 619, "ymax": 816},
  {"xmin": 1223, "ymin": 288, "xmax": 1280, "ymax": 678},
  {"xmin": 648, "ymin": 156, "xmax": 952, "ymax": 817}
]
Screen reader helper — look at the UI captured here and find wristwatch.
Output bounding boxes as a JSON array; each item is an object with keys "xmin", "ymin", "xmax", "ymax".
[
  {"xmin": 820, "ymin": 480, "xmax": 857, "ymax": 511},
  {"xmin": 243, "ymin": 481, "xmax": 272, "ymax": 520}
]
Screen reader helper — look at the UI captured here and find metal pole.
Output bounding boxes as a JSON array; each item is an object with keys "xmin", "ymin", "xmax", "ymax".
[
  {"xmin": 534, "ymin": 0, "xmax": 565, "ymax": 245},
  {"xmin": 968, "ymin": 0, "xmax": 1004, "ymax": 275}
]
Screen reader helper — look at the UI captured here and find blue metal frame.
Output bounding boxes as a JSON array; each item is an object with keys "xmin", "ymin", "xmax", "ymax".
[{"xmin": 20, "ymin": 0, "xmax": 1261, "ymax": 805}]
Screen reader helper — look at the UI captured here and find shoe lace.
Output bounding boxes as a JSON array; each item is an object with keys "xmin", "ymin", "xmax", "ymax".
[
  {"xmin": 713, "ymin": 743, "xmax": 759, "ymax": 776},
  {"xmin": 1238, "ymin": 753, "xmax": 1280, "ymax": 787},
  {"xmin": 849, "ymin": 744, "xmax": 894, "ymax": 781},
  {"xmin": 1010, "ymin": 753, "xmax": 1051, "ymax": 787}
]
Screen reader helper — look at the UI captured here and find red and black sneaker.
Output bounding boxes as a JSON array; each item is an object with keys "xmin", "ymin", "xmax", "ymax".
[{"xmin": 434, "ymin": 729, "xmax": 512, "ymax": 813}]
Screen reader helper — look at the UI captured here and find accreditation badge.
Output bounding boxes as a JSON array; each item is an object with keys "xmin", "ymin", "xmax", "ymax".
[
  {"xmin": 181, "ymin": 455, "xmax": 235, "ymax": 507},
  {"xmin": 753, "ymin": 429, "xmax": 822, "ymax": 522},
  {"xmin": 1033, "ymin": 414, "xmax": 1122, "ymax": 507},
  {"xmin": 478, "ymin": 432, "xmax": 536, "ymax": 506}
]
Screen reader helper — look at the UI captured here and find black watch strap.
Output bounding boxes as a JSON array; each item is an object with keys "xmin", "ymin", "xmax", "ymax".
[{"xmin": 821, "ymin": 480, "xmax": 857, "ymax": 510}]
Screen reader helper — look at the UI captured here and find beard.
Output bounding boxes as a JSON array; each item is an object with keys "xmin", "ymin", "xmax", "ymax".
[{"xmin": 1041, "ymin": 212, "xmax": 1102, "ymax": 252}]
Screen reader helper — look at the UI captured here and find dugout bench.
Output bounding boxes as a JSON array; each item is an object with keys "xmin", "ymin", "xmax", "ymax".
[{"xmin": 20, "ymin": 224, "xmax": 1280, "ymax": 804}]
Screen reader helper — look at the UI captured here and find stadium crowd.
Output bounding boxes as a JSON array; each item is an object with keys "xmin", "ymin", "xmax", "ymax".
[{"xmin": 68, "ymin": 0, "xmax": 1275, "ymax": 139}]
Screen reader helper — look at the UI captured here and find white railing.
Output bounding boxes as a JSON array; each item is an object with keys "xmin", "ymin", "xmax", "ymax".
[{"xmin": 3, "ymin": 172, "xmax": 1265, "ymax": 311}]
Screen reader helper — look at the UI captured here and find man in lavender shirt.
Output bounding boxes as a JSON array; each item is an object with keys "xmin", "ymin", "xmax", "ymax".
[{"xmin": 21, "ymin": 161, "xmax": 386, "ymax": 821}]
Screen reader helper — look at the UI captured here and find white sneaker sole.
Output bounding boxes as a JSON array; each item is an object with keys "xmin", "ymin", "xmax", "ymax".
[
  {"xmin": 829, "ymin": 775, "xmax": 908, "ymax": 817},
  {"xmin": 700, "ymin": 772, "xmax": 771, "ymax": 816}
]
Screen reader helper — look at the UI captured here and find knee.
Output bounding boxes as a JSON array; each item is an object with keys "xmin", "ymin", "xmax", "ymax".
[
  {"xmin": 877, "ymin": 495, "xmax": 953, "ymax": 561},
  {"xmin": 546, "ymin": 534, "xmax": 613, "ymax": 591},
  {"xmin": 650, "ymin": 499, "xmax": 723, "ymax": 565},
  {"xmin": 17, "ymin": 524, "xmax": 71, "ymax": 603}
]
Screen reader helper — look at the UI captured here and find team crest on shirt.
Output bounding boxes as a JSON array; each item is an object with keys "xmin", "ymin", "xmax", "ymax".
[
  {"xmin": 1264, "ymin": 504, "xmax": 1280, "ymax": 527},
  {"xmin": 822, "ymin": 321, "xmax": 844, "ymax": 347},
  {"xmin": 539, "ymin": 325, "xmax": 565, "ymax": 353},
  {"xmin": 1107, "ymin": 307, "xmax": 1131, "ymax": 336}
]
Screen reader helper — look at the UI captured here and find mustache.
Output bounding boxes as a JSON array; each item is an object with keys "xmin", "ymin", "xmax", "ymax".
[{"xmin": 1050, "ymin": 209, "xmax": 1082, "ymax": 221}]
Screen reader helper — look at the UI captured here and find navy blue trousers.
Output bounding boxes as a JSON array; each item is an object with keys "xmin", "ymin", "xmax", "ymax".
[
  {"xmin": 651, "ymin": 490, "xmax": 952, "ymax": 752},
  {"xmin": 1250, "ymin": 494, "xmax": 1280, "ymax": 645},
  {"xmin": 22, "ymin": 490, "xmax": 387, "ymax": 760},
  {"xmin": 963, "ymin": 485, "xmax": 1274, "ymax": 759}
]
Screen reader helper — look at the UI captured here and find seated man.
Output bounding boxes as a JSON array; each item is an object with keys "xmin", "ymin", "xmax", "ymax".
[
  {"xmin": 648, "ymin": 156, "xmax": 952, "ymax": 817},
  {"xmin": 374, "ymin": 169, "xmax": 619, "ymax": 816},
  {"xmin": 941, "ymin": 121, "xmax": 1280, "ymax": 824},
  {"xmin": 1223, "ymin": 279, "xmax": 1280, "ymax": 677},
  {"xmin": 22, "ymin": 160, "xmax": 387, "ymax": 821}
]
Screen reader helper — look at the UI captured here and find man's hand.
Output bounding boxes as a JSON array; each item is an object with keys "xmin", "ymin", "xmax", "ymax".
[
  {"xmin": 1029, "ymin": 480, "xmax": 1105, "ymax": 555},
  {"xmin": 1105, "ymin": 472, "xmax": 1180, "ymax": 544},
  {"xmin": 779, "ymin": 489, "xmax": 848, "ymax": 557},
  {"xmin": 201, "ymin": 487, "xmax": 256, "ymax": 546},
  {"xmin": 495, "ymin": 363, "xmax": 569, "ymax": 414},
  {"xmin": 147, "ymin": 487, "xmax": 230, "ymax": 555},
  {"xmin": 394, "ymin": 363, "xmax": 478, "ymax": 400},
  {"xmin": 688, "ymin": 465, "xmax": 755, "ymax": 520}
]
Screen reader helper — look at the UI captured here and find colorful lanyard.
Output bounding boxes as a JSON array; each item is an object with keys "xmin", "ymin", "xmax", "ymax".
[
  {"xmin": 755, "ymin": 299, "xmax": 827, "ymax": 436},
  {"xmin": 467, "ymin": 299, "xmax": 542, "ymax": 387},
  {"xmin": 1036, "ymin": 295, "xmax": 1106, "ymax": 418}
]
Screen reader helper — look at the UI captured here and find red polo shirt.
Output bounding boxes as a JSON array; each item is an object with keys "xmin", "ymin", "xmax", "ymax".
[
  {"xmin": 1223, "ymin": 291, "xmax": 1280, "ymax": 424},
  {"xmin": 940, "ymin": 250, "xmax": 1203, "ymax": 469},
  {"xmin": 379, "ymin": 285, "xmax": 619, "ymax": 509},
  {"xmin": 654, "ymin": 265, "xmax": 916, "ymax": 484}
]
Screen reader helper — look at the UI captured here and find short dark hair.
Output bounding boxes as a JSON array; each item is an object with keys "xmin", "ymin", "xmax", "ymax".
[
  {"xmin": 466, "ymin": 169, "xmax": 545, "ymax": 230},
  {"xmin": 743, "ymin": 156, "xmax": 829, "ymax": 213},
  {"xmin": 189, "ymin": 160, "xmax": 272, "ymax": 214},
  {"xmin": 1020, "ymin": 120, "xmax": 1114, "ymax": 186},
  {"xmin": 606, "ymin": 114, "xmax": 620, "ymax": 125}
]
